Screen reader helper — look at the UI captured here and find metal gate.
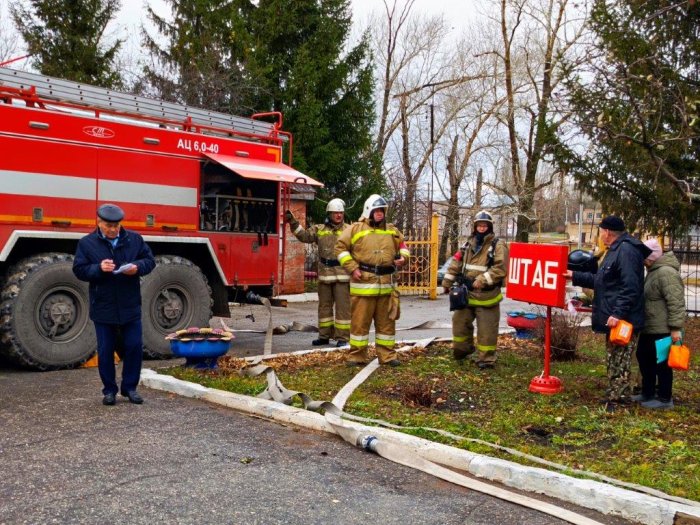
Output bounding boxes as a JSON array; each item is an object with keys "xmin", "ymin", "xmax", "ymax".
[
  {"xmin": 396, "ymin": 214, "xmax": 439, "ymax": 299},
  {"xmin": 669, "ymin": 236, "xmax": 700, "ymax": 315}
]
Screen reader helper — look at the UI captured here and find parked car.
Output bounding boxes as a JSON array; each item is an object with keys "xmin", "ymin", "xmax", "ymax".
[{"xmin": 437, "ymin": 256, "xmax": 455, "ymax": 285}]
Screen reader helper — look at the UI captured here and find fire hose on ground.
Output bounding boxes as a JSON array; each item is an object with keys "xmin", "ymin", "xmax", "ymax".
[
  {"xmin": 225, "ymin": 298, "xmax": 613, "ymax": 525},
  {"xmin": 142, "ymin": 298, "xmax": 700, "ymax": 525}
]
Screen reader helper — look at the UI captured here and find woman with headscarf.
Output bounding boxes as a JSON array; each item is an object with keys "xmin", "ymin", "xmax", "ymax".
[{"xmin": 635, "ymin": 238, "xmax": 686, "ymax": 410}]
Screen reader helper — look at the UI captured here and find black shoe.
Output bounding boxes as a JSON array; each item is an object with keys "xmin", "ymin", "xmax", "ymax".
[
  {"xmin": 102, "ymin": 393, "xmax": 116, "ymax": 406},
  {"xmin": 453, "ymin": 349, "xmax": 473, "ymax": 361},
  {"xmin": 312, "ymin": 338, "xmax": 330, "ymax": 346},
  {"xmin": 605, "ymin": 402, "xmax": 622, "ymax": 413},
  {"xmin": 335, "ymin": 340, "xmax": 348, "ymax": 347},
  {"xmin": 346, "ymin": 361, "xmax": 366, "ymax": 367},
  {"xmin": 477, "ymin": 362, "xmax": 495, "ymax": 370},
  {"xmin": 122, "ymin": 391, "xmax": 144, "ymax": 404},
  {"xmin": 385, "ymin": 359, "xmax": 401, "ymax": 367}
]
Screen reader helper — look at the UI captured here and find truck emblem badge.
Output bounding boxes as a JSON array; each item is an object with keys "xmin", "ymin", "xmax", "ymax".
[{"xmin": 83, "ymin": 126, "xmax": 115, "ymax": 139}]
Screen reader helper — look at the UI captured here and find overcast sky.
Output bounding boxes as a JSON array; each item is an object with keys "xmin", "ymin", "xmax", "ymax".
[
  {"xmin": 112, "ymin": 0, "xmax": 478, "ymax": 48},
  {"xmin": 1, "ymin": 0, "xmax": 479, "ymax": 68}
]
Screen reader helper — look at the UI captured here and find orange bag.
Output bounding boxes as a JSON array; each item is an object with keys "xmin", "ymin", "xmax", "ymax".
[
  {"xmin": 668, "ymin": 343, "xmax": 690, "ymax": 371},
  {"xmin": 609, "ymin": 320, "xmax": 633, "ymax": 345}
]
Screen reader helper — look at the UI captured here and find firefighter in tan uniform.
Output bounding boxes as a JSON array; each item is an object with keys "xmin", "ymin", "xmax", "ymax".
[
  {"xmin": 335, "ymin": 195, "xmax": 410, "ymax": 366},
  {"xmin": 285, "ymin": 198, "xmax": 350, "ymax": 347},
  {"xmin": 441, "ymin": 211, "xmax": 508, "ymax": 369}
]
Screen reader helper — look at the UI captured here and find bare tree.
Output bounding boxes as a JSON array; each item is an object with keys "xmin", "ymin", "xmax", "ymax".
[
  {"xmin": 370, "ymin": 0, "xmax": 466, "ymax": 231},
  {"xmin": 486, "ymin": 0, "xmax": 588, "ymax": 241},
  {"xmin": 437, "ymin": 40, "xmax": 505, "ymax": 258},
  {"xmin": 371, "ymin": 0, "xmax": 451, "ymax": 163},
  {"xmin": 0, "ymin": 7, "xmax": 22, "ymax": 65},
  {"xmin": 371, "ymin": 1, "xmax": 495, "ymax": 233}
]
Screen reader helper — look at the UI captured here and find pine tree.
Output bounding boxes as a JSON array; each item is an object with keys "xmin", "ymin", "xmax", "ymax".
[
  {"xmin": 246, "ymin": 0, "xmax": 381, "ymax": 220},
  {"xmin": 11, "ymin": 0, "xmax": 122, "ymax": 88},
  {"xmin": 141, "ymin": 0, "xmax": 253, "ymax": 113},
  {"xmin": 562, "ymin": 0, "xmax": 700, "ymax": 235}
]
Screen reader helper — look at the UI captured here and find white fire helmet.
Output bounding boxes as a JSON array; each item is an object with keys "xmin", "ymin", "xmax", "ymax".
[
  {"xmin": 473, "ymin": 210, "xmax": 493, "ymax": 225},
  {"xmin": 360, "ymin": 194, "xmax": 388, "ymax": 220},
  {"xmin": 326, "ymin": 198, "xmax": 345, "ymax": 213}
]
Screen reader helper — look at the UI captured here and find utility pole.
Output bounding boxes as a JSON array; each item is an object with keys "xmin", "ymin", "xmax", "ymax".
[{"xmin": 428, "ymin": 99, "xmax": 435, "ymax": 221}]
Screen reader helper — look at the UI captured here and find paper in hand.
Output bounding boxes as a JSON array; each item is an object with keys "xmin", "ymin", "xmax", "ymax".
[{"xmin": 113, "ymin": 263, "xmax": 136, "ymax": 275}]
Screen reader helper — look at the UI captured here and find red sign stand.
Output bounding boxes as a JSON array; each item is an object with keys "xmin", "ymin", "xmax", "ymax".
[
  {"xmin": 527, "ymin": 306, "xmax": 562, "ymax": 394},
  {"xmin": 506, "ymin": 243, "xmax": 568, "ymax": 395}
]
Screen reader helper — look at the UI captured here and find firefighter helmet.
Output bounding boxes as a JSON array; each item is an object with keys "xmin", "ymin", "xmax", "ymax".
[
  {"xmin": 326, "ymin": 198, "xmax": 345, "ymax": 213},
  {"xmin": 360, "ymin": 194, "xmax": 388, "ymax": 220},
  {"xmin": 473, "ymin": 210, "xmax": 493, "ymax": 225},
  {"xmin": 567, "ymin": 250, "xmax": 598, "ymax": 273}
]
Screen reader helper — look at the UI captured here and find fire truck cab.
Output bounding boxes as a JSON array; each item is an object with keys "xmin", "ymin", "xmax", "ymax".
[{"xmin": 0, "ymin": 67, "xmax": 321, "ymax": 370}]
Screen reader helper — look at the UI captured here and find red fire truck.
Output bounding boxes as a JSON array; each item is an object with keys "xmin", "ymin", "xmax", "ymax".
[{"xmin": 0, "ymin": 67, "xmax": 321, "ymax": 370}]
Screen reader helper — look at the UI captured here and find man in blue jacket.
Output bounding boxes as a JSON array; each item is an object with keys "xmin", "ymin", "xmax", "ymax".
[
  {"xmin": 73, "ymin": 204, "xmax": 156, "ymax": 406},
  {"xmin": 566, "ymin": 216, "xmax": 651, "ymax": 411}
]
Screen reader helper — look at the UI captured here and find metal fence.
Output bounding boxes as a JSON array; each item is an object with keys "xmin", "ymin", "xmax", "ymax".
[{"xmin": 669, "ymin": 236, "xmax": 700, "ymax": 315}]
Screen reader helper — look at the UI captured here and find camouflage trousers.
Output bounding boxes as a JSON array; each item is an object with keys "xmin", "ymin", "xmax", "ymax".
[{"xmin": 604, "ymin": 333, "xmax": 639, "ymax": 403}]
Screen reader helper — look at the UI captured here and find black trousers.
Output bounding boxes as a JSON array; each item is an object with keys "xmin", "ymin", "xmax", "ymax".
[
  {"xmin": 635, "ymin": 333, "xmax": 673, "ymax": 402},
  {"xmin": 94, "ymin": 319, "xmax": 143, "ymax": 396}
]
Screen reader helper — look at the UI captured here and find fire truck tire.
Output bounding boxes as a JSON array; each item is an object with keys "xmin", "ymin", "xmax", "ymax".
[
  {"xmin": 0, "ymin": 253, "xmax": 95, "ymax": 370},
  {"xmin": 141, "ymin": 255, "xmax": 213, "ymax": 358}
]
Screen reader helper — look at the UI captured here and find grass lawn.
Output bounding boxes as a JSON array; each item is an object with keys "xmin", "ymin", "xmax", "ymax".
[{"xmin": 162, "ymin": 318, "xmax": 700, "ymax": 501}]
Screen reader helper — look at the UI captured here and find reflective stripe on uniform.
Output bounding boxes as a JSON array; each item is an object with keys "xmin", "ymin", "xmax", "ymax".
[
  {"xmin": 399, "ymin": 248, "xmax": 410, "ymax": 258},
  {"xmin": 453, "ymin": 335, "xmax": 469, "ymax": 343},
  {"xmin": 375, "ymin": 333, "xmax": 395, "ymax": 347},
  {"xmin": 319, "ymin": 318, "xmax": 334, "ymax": 328},
  {"xmin": 468, "ymin": 293, "xmax": 503, "ymax": 307},
  {"xmin": 483, "ymin": 271, "xmax": 493, "ymax": 285},
  {"xmin": 338, "ymin": 251, "xmax": 352, "ymax": 264},
  {"xmin": 334, "ymin": 320, "xmax": 351, "ymax": 330},
  {"xmin": 350, "ymin": 333, "xmax": 369, "ymax": 347},
  {"xmin": 444, "ymin": 273, "xmax": 457, "ymax": 282},
  {"xmin": 350, "ymin": 283, "xmax": 393, "ymax": 296},
  {"xmin": 319, "ymin": 275, "xmax": 347, "ymax": 282},
  {"xmin": 294, "ymin": 224, "xmax": 304, "ymax": 235},
  {"xmin": 350, "ymin": 228, "xmax": 395, "ymax": 245},
  {"xmin": 477, "ymin": 343, "xmax": 496, "ymax": 352},
  {"xmin": 465, "ymin": 263, "xmax": 488, "ymax": 271},
  {"xmin": 317, "ymin": 230, "xmax": 340, "ymax": 237}
]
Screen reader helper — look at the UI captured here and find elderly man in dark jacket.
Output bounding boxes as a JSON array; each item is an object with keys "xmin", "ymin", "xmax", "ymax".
[
  {"xmin": 73, "ymin": 204, "xmax": 156, "ymax": 406},
  {"xmin": 567, "ymin": 216, "xmax": 651, "ymax": 411}
]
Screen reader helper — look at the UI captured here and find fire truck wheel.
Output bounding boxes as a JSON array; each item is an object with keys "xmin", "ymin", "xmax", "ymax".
[
  {"xmin": 0, "ymin": 253, "xmax": 95, "ymax": 370},
  {"xmin": 141, "ymin": 255, "xmax": 213, "ymax": 358}
]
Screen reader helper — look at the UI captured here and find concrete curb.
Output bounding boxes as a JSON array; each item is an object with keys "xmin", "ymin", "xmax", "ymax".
[{"xmin": 141, "ymin": 368, "xmax": 700, "ymax": 525}]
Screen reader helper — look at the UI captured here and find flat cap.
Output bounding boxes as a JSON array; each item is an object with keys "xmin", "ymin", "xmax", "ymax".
[
  {"xmin": 598, "ymin": 215, "xmax": 625, "ymax": 231},
  {"xmin": 97, "ymin": 203, "xmax": 124, "ymax": 222}
]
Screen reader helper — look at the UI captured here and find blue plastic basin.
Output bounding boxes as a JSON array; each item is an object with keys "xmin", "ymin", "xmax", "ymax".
[{"xmin": 170, "ymin": 339, "xmax": 231, "ymax": 359}]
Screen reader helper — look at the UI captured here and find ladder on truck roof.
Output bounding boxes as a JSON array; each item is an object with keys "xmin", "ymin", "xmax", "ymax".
[{"xmin": 0, "ymin": 67, "xmax": 277, "ymax": 139}]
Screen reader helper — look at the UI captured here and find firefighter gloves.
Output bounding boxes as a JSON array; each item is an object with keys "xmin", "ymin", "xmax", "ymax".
[{"xmin": 284, "ymin": 210, "xmax": 294, "ymax": 223}]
